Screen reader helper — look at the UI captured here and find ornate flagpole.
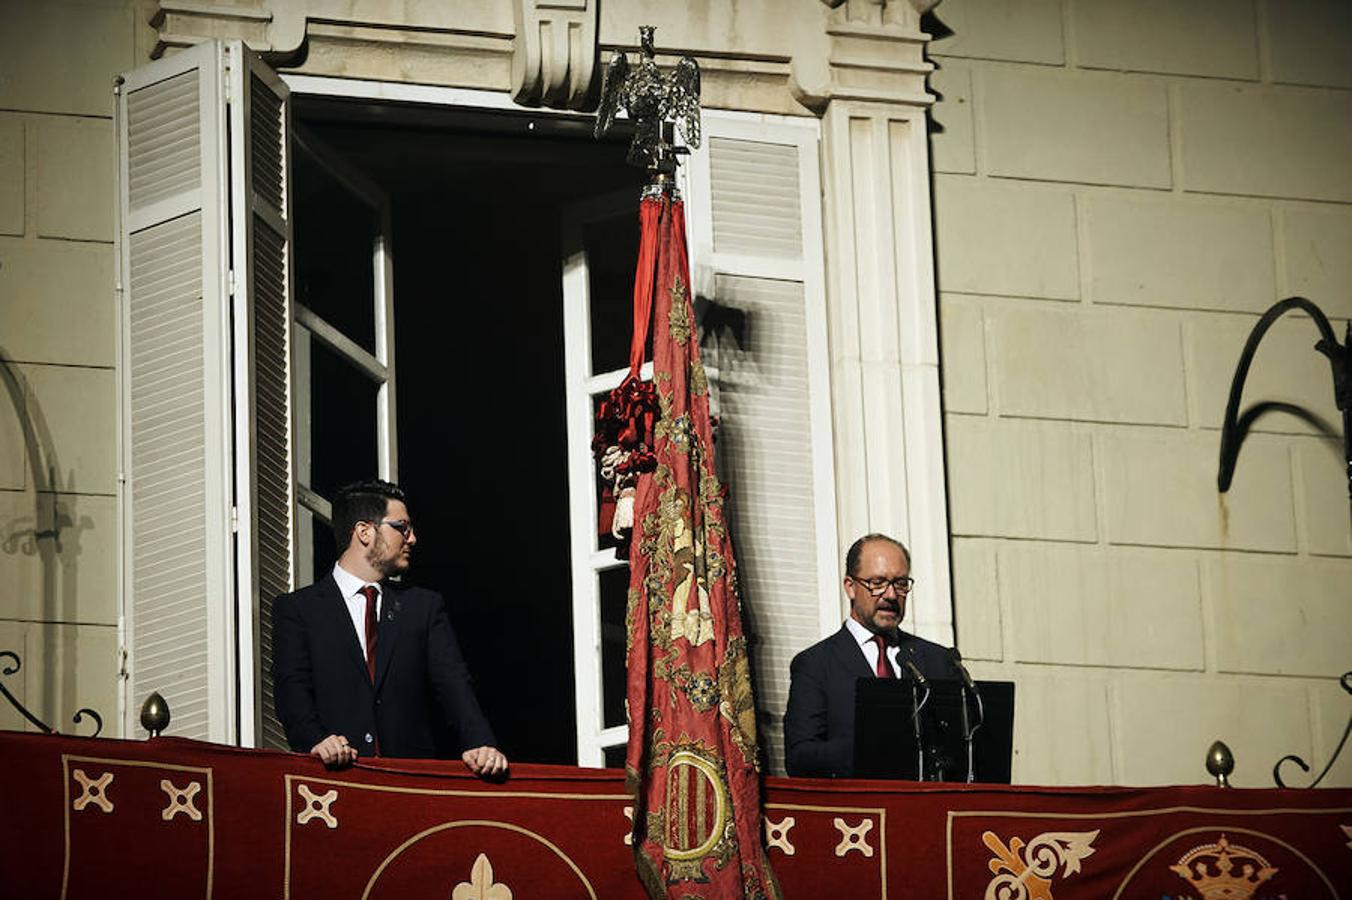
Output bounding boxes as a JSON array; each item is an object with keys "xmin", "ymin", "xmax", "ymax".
[{"xmin": 593, "ymin": 28, "xmax": 781, "ymax": 899}]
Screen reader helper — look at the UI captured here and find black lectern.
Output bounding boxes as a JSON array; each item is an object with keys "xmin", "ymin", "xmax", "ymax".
[{"xmin": 853, "ymin": 678, "xmax": 1015, "ymax": 782}]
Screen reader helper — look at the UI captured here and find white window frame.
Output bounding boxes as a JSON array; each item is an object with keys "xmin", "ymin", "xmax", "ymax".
[{"xmin": 288, "ymin": 124, "xmax": 398, "ymax": 583}]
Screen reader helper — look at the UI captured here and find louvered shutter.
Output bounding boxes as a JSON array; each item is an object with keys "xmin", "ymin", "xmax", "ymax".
[
  {"xmin": 116, "ymin": 41, "xmax": 295, "ymax": 744},
  {"xmin": 229, "ymin": 53, "xmax": 296, "ymax": 750},
  {"xmin": 682, "ymin": 113, "xmax": 838, "ymax": 775}
]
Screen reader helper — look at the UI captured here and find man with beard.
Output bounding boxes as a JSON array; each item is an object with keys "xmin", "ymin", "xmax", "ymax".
[
  {"xmin": 783, "ymin": 533, "xmax": 951, "ymax": 777},
  {"xmin": 272, "ymin": 480, "xmax": 507, "ymax": 777}
]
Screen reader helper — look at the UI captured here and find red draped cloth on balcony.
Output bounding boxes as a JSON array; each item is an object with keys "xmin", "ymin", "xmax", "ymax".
[
  {"xmin": 615, "ymin": 185, "xmax": 779, "ymax": 898},
  {"xmin": 3, "ymin": 731, "xmax": 1352, "ymax": 899}
]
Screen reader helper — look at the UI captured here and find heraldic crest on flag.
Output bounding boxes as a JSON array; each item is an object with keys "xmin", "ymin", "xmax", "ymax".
[{"xmin": 593, "ymin": 27, "xmax": 779, "ymax": 900}]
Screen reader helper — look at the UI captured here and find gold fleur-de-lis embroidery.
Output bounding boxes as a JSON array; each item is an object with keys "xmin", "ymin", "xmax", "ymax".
[
  {"xmin": 982, "ymin": 829, "xmax": 1099, "ymax": 899},
  {"xmin": 451, "ymin": 853, "xmax": 512, "ymax": 900}
]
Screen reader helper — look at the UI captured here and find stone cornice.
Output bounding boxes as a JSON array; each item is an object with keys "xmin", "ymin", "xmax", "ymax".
[
  {"xmin": 791, "ymin": 0, "xmax": 941, "ymax": 111},
  {"xmin": 148, "ymin": 1, "xmax": 939, "ymax": 116}
]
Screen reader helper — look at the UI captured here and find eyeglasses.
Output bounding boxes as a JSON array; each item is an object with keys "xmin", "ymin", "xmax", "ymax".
[
  {"xmin": 849, "ymin": 575, "xmax": 914, "ymax": 596},
  {"xmin": 369, "ymin": 518, "xmax": 414, "ymax": 538}
]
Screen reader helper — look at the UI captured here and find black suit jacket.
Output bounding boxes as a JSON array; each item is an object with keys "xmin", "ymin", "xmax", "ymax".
[
  {"xmin": 784, "ymin": 624, "xmax": 952, "ymax": 777},
  {"xmin": 271, "ymin": 575, "xmax": 495, "ymax": 759}
]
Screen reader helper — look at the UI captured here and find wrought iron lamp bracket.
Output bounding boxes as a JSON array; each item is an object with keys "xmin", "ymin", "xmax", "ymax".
[
  {"xmin": 1217, "ymin": 296, "xmax": 1350, "ymax": 500},
  {"xmin": 0, "ymin": 650, "xmax": 103, "ymax": 738},
  {"xmin": 1215, "ymin": 297, "xmax": 1349, "ymax": 788},
  {"xmin": 1273, "ymin": 672, "xmax": 1352, "ymax": 789}
]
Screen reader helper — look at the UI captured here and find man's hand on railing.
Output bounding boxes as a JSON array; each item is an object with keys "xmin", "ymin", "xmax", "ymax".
[
  {"xmin": 462, "ymin": 744, "xmax": 508, "ymax": 779},
  {"xmin": 310, "ymin": 734, "xmax": 359, "ymax": 768}
]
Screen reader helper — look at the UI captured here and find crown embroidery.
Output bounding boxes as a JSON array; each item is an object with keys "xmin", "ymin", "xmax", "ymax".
[{"xmin": 1168, "ymin": 834, "xmax": 1277, "ymax": 900}]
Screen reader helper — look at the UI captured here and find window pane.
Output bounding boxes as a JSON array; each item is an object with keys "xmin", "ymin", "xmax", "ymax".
[
  {"xmin": 294, "ymin": 145, "xmax": 378, "ymax": 353},
  {"xmin": 585, "ymin": 211, "xmax": 643, "ymax": 375},
  {"xmin": 602, "ymin": 743, "xmax": 627, "ymax": 769},
  {"xmin": 310, "ymin": 515, "xmax": 337, "ymax": 585},
  {"xmin": 306, "ymin": 340, "xmax": 378, "ymax": 498},
  {"xmin": 599, "ymin": 565, "xmax": 630, "ymax": 729}
]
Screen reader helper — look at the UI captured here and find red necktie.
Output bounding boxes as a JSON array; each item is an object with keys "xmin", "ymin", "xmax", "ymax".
[
  {"xmin": 873, "ymin": 634, "xmax": 894, "ymax": 679},
  {"xmin": 360, "ymin": 584, "xmax": 379, "ymax": 684}
]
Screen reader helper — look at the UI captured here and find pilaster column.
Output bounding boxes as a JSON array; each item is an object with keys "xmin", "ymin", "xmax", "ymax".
[{"xmin": 792, "ymin": 0, "xmax": 953, "ymax": 643}]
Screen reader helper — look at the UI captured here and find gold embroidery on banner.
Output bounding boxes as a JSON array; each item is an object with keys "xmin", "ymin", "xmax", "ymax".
[
  {"xmin": 1168, "ymin": 834, "xmax": 1276, "ymax": 899},
  {"xmin": 295, "ymin": 784, "xmax": 338, "ymax": 829},
  {"xmin": 668, "ymin": 275, "xmax": 691, "ymax": 345},
  {"xmin": 689, "ymin": 359, "xmax": 709, "ymax": 397},
  {"xmin": 718, "ymin": 636, "xmax": 759, "ymax": 768},
  {"xmin": 71, "ymin": 769, "xmax": 113, "ymax": 813},
  {"xmin": 451, "ymin": 853, "xmax": 512, "ymax": 900},
  {"xmin": 833, "ymin": 817, "xmax": 874, "ymax": 857},
  {"xmin": 764, "ymin": 816, "xmax": 796, "ymax": 856},
  {"xmin": 665, "ymin": 485, "xmax": 714, "ymax": 648},
  {"xmin": 982, "ymin": 829, "xmax": 1099, "ymax": 900},
  {"xmin": 663, "ymin": 746, "xmax": 734, "ymax": 881},
  {"xmin": 160, "ymin": 779, "xmax": 203, "ymax": 822}
]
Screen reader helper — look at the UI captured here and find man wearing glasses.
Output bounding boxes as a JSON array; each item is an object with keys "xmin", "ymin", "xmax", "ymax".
[
  {"xmin": 272, "ymin": 479, "xmax": 507, "ymax": 778},
  {"xmin": 783, "ymin": 533, "xmax": 950, "ymax": 777}
]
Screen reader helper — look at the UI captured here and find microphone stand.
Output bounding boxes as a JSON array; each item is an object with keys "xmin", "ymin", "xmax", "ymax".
[
  {"xmin": 950, "ymin": 649, "xmax": 984, "ymax": 783},
  {"xmin": 903, "ymin": 659, "xmax": 931, "ymax": 781}
]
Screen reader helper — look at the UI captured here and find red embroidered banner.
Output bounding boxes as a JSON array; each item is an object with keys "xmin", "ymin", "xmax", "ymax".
[{"xmin": 621, "ymin": 187, "xmax": 779, "ymax": 897}]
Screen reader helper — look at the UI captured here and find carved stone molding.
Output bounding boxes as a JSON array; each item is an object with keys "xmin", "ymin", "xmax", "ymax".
[
  {"xmin": 150, "ymin": 2, "xmax": 819, "ymax": 115},
  {"xmin": 151, "ymin": 1, "xmax": 277, "ymax": 58},
  {"xmin": 819, "ymin": 0, "xmax": 941, "ymax": 17},
  {"xmin": 791, "ymin": 0, "xmax": 942, "ymax": 111},
  {"xmin": 511, "ymin": 0, "xmax": 598, "ymax": 109}
]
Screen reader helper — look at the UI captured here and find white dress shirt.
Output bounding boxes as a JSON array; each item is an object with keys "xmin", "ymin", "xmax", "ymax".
[
  {"xmin": 333, "ymin": 563, "xmax": 382, "ymax": 658},
  {"xmin": 844, "ymin": 616, "xmax": 901, "ymax": 676}
]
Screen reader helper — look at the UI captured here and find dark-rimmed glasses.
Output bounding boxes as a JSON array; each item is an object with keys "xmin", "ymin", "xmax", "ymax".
[
  {"xmin": 369, "ymin": 518, "xmax": 414, "ymax": 538},
  {"xmin": 848, "ymin": 575, "xmax": 914, "ymax": 596}
]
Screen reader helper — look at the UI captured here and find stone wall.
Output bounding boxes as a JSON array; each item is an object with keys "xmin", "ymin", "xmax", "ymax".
[
  {"xmin": 931, "ymin": 0, "xmax": 1352, "ymax": 786},
  {"xmin": 0, "ymin": 1, "xmax": 158, "ymax": 737}
]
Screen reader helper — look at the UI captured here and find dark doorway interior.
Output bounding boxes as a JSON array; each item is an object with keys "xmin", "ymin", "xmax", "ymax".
[{"xmin": 295, "ymin": 98, "xmax": 644, "ymax": 764}]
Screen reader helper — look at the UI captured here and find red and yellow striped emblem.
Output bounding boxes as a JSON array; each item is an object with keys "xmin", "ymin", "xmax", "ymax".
[{"xmin": 663, "ymin": 748, "xmax": 729, "ymax": 862}]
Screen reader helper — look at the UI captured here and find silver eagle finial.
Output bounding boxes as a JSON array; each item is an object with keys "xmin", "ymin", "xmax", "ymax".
[{"xmin": 595, "ymin": 26, "xmax": 701, "ymax": 173}]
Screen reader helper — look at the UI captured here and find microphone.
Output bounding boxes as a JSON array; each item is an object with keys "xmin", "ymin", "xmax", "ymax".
[
  {"xmin": 948, "ymin": 648, "xmax": 976, "ymax": 692},
  {"xmin": 902, "ymin": 659, "xmax": 929, "ymax": 688}
]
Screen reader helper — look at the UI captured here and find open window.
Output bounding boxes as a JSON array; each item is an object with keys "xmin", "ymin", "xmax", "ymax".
[{"xmin": 117, "ymin": 44, "xmax": 835, "ymax": 771}]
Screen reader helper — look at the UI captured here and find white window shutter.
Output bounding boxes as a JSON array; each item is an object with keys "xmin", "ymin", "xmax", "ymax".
[
  {"xmin": 229, "ymin": 51, "xmax": 296, "ymax": 750},
  {"xmin": 116, "ymin": 41, "xmax": 295, "ymax": 745},
  {"xmin": 682, "ymin": 113, "xmax": 838, "ymax": 775}
]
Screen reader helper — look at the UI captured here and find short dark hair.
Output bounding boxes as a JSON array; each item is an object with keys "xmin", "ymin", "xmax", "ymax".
[
  {"xmin": 844, "ymin": 533, "xmax": 911, "ymax": 577},
  {"xmin": 331, "ymin": 480, "xmax": 407, "ymax": 550}
]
